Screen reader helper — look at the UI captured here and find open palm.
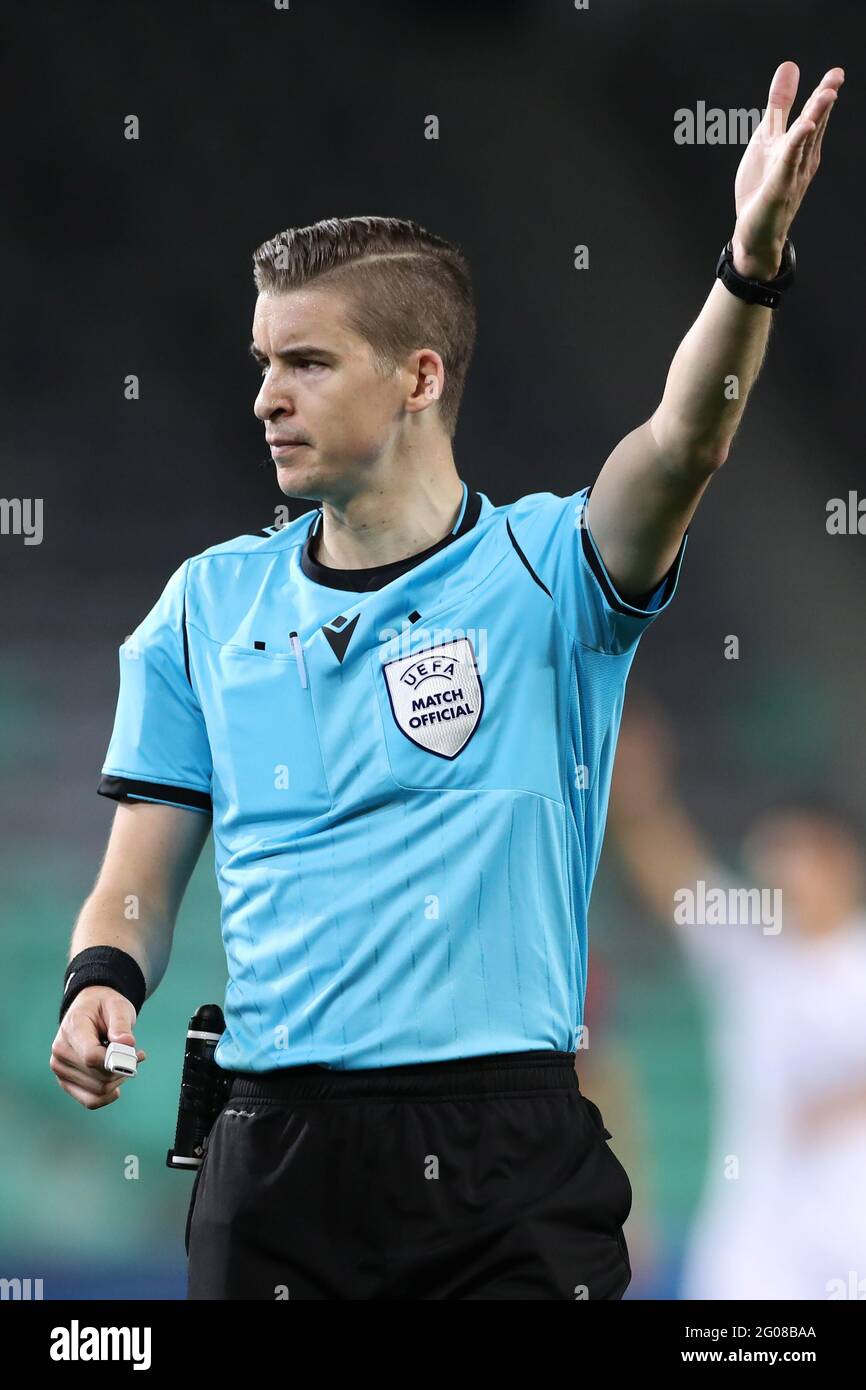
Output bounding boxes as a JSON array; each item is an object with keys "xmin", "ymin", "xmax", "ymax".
[{"xmin": 732, "ymin": 60, "xmax": 844, "ymax": 279}]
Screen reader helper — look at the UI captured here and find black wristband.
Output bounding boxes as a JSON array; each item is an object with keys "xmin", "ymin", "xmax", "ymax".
[
  {"xmin": 715, "ymin": 237, "xmax": 796, "ymax": 309},
  {"xmin": 60, "ymin": 946, "xmax": 147, "ymax": 1025}
]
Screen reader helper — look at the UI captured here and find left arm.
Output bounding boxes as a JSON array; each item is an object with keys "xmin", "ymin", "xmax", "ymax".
[{"xmin": 586, "ymin": 60, "xmax": 845, "ymax": 599}]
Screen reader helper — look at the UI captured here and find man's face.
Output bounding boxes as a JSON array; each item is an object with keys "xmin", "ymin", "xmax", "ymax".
[
  {"xmin": 743, "ymin": 813, "xmax": 864, "ymax": 923},
  {"xmin": 251, "ymin": 287, "xmax": 410, "ymax": 500}
]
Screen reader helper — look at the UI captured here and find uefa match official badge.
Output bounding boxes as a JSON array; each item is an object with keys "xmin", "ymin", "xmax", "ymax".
[{"xmin": 383, "ymin": 638, "xmax": 484, "ymax": 759}]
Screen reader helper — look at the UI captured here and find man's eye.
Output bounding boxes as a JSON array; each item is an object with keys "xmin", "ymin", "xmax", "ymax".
[{"xmin": 256, "ymin": 358, "xmax": 324, "ymax": 375}]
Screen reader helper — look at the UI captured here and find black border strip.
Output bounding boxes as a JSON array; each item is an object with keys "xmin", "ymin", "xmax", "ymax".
[
  {"xmin": 182, "ymin": 589, "xmax": 192, "ymax": 686},
  {"xmin": 97, "ymin": 774, "xmax": 212, "ymax": 813},
  {"xmin": 505, "ymin": 518, "xmax": 553, "ymax": 598},
  {"xmin": 580, "ymin": 523, "xmax": 683, "ymax": 616}
]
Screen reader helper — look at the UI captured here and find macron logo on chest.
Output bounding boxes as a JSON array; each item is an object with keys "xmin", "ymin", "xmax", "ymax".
[
  {"xmin": 321, "ymin": 613, "xmax": 360, "ymax": 663},
  {"xmin": 383, "ymin": 638, "xmax": 483, "ymax": 759}
]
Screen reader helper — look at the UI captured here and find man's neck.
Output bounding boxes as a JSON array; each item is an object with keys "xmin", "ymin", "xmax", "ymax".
[{"xmin": 313, "ymin": 471, "xmax": 465, "ymax": 572}]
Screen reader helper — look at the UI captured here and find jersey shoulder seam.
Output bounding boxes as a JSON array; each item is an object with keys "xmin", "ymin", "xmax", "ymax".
[{"xmin": 186, "ymin": 524, "xmax": 309, "ymax": 566}]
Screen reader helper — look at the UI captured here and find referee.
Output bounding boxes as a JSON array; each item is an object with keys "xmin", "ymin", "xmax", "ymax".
[{"xmin": 51, "ymin": 63, "xmax": 841, "ymax": 1300}]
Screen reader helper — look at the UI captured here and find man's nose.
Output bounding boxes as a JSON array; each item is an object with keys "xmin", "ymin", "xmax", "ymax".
[{"xmin": 253, "ymin": 376, "xmax": 293, "ymax": 421}]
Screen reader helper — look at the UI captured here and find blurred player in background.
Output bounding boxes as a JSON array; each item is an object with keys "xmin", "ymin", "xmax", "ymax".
[{"xmin": 609, "ymin": 700, "xmax": 866, "ymax": 1299}]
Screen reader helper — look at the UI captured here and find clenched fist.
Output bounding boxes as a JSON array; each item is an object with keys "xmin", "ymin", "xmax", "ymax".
[{"xmin": 50, "ymin": 986, "xmax": 147, "ymax": 1109}]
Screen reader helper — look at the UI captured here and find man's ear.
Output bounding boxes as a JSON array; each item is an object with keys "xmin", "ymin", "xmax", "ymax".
[{"xmin": 410, "ymin": 348, "xmax": 444, "ymax": 410}]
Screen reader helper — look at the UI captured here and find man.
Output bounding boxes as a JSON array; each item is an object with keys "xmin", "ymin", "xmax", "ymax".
[
  {"xmin": 51, "ymin": 61, "xmax": 843, "ymax": 1300},
  {"xmin": 609, "ymin": 703, "xmax": 866, "ymax": 1300}
]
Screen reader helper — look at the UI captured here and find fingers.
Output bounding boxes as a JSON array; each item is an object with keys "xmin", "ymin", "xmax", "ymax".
[
  {"xmin": 795, "ymin": 68, "xmax": 843, "ymax": 138},
  {"xmin": 763, "ymin": 62, "xmax": 843, "ymax": 153},
  {"xmin": 803, "ymin": 96, "xmax": 834, "ymax": 164},
  {"xmin": 801, "ymin": 70, "xmax": 843, "ymax": 167},
  {"xmin": 67, "ymin": 989, "xmax": 141, "ymax": 1069},
  {"xmin": 50, "ymin": 1052, "xmax": 130, "ymax": 1100},
  {"xmin": 50, "ymin": 990, "xmax": 147, "ymax": 1110},
  {"xmin": 779, "ymin": 78, "xmax": 841, "ymax": 184},
  {"xmin": 104, "ymin": 1002, "xmax": 139, "ymax": 1047},
  {"xmin": 53, "ymin": 1072, "xmax": 122, "ymax": 1110},
  {"xmin": 776, "ymin": 112, "xmax": 816, "ymax": 175},
  {"xmin": 51, "ymin": 1028, "xmax": 146, "ymax": 1078},
  {"xmin": 50, "ymin": 1033, "xmax": 137, "ymax": 1091},
  {"xmin": 779, "ymin": 78, "xmax": 838, "ymax": 165},
  {"xmin": 762, "ymin": 59, "xmax": 800, "ymax": 139},
  {"xmin": 814, "ymin": 66, "xmax": 846, "ymax": 94},
  {"xmin": 51, "ymin": 1042, "xmax": 138, "ymax": 1088},
  {"xmin": 65, "ymin": 1013, "xmax": 121, "ymax": 1072},
  {"xmin": 802, "ymin": 73, "xmax": 843, "ymax": 128}
]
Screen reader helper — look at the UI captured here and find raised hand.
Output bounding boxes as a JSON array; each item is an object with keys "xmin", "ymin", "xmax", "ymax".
[{"xmin": 732, "ymin": 61, "xmax": 844, "ymax": 280}]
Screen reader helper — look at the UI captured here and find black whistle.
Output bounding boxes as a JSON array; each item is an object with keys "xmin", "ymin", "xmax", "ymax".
[{"xmin": 166, "ymin": 1004, "xmax": 234, "ymax": 1170}]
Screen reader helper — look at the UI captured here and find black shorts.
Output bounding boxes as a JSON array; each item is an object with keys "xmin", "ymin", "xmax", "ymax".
[{"xmin": 185, "ymin": 1049, "xmax": 632, "ymax": 1300}]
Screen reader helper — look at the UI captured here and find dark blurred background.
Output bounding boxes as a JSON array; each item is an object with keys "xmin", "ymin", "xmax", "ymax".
[{"xmin": 3, "ymin": 0, "xmax": 864, "ymax": 1298}]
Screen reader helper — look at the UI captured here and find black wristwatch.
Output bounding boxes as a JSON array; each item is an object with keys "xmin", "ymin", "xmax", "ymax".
[{"xmin": 715, "ymin": 237, "xmax": 796, "ymax": 309}]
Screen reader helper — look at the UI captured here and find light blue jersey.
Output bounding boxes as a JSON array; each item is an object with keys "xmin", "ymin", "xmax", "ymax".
[{"xmin": 99, "ymin": 481, "xmax": 687, "ymax": 1070}]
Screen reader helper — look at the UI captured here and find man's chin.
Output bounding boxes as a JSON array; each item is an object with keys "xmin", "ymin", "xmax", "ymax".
[{"xmin": 274, "ymin": 450, "xmax": 319, "ymax": 493}]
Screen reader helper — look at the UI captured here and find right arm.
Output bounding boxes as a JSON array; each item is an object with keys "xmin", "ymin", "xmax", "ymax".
[
  {"xmin": 608, "ymin": 703, "xmax": 720, "ymax": 925},
  {"xmin": 50, "ymin": 800, "xmax": 211, "ymax": 1109}
]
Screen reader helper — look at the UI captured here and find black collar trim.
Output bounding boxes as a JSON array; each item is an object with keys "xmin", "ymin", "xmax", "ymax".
[{"xmin": 300, "ymin": 488, "xmax": 483, "ymax": 592}]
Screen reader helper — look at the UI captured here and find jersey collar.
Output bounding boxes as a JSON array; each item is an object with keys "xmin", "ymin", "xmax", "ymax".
[{"xmin": 300, "ymin": 482, "xmax": 483, "ymax": 592}]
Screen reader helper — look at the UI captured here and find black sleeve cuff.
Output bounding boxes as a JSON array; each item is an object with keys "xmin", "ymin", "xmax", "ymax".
[
  {"xmin": 580, "ymin": 522, "xmax": 687, "ymax": 616},
  {"xmin": 97, "ymin": 774, "xmax": 212, "ymax": 814}
]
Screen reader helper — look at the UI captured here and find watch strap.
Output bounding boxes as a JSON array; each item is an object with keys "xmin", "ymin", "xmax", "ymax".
[{"xmin": 716, "ymin": 237, "xmax": 796, "ymax": 308}]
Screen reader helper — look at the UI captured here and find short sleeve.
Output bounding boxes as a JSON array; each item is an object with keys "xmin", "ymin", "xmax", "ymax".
[
  {"xmin": 97, "ymin": 560, "xmax": 213, "ymax": 814},
  {"xmin": 506, "ymin": 484, "xmax": 688, "ymax": 655}
]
